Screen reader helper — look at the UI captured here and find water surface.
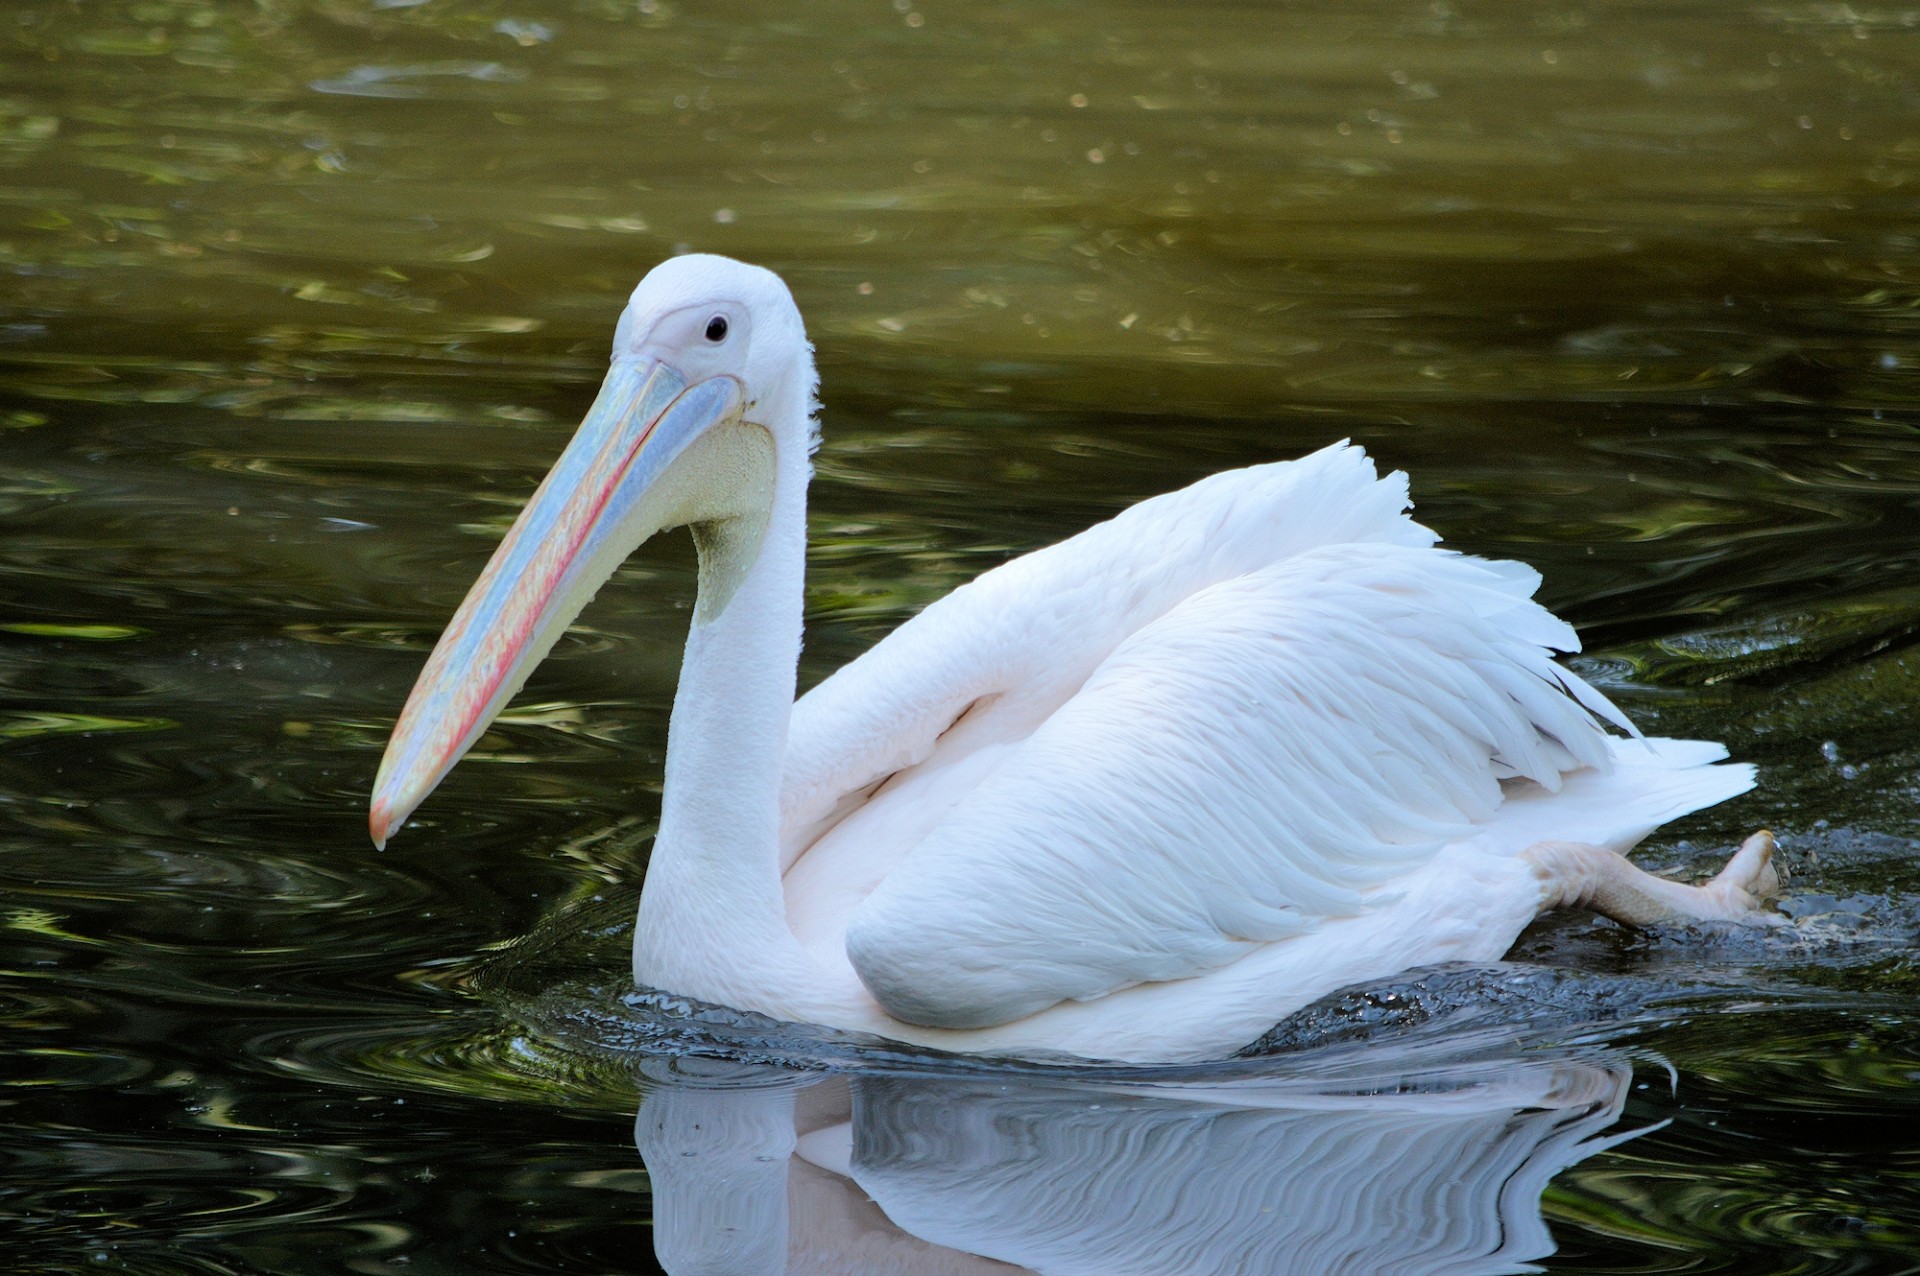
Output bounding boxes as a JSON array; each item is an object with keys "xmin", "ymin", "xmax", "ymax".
[{"xmin": 4, "ymin": 1, "xmax": 1920, "ymax": 1271}]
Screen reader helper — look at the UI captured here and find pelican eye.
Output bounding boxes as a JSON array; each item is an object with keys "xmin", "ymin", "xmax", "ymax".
[{"xmin": 704, "ymin": 315, "xmax": 729, "ymax": 343}]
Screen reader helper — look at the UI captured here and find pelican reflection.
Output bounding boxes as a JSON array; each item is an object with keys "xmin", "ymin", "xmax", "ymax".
[{"xmin": 635, "ymin": 1049, "xmax": 1639, "ymax": 1275}]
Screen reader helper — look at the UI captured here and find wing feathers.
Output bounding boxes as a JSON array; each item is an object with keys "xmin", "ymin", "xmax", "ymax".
[
  {"xmin": 777, "ymin": 442, "xmax": 1738, "ymax": 1033},
  {"xmin": 845, "ymin": 542, "xmax": 1644, "ymax": 1030},
  {"xmin": 780, "ymin": 441, "xmax": 1434, "ymax": 861}
]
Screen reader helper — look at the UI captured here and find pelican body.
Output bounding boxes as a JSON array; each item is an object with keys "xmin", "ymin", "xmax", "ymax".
[{"xmin": 371, "ymin": 255, "xmax": 1778, "ymax": 1064}]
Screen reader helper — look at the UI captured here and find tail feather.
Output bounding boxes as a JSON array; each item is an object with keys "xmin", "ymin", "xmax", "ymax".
[{"xmin": 1469, "ymin": 736, "xmax": 1756, "ymax": 857}]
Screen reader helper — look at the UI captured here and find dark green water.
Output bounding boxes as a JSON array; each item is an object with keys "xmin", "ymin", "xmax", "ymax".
[{"xmin": 4, "ymin": 0, "xmax": 1920, "ymax": 1271}]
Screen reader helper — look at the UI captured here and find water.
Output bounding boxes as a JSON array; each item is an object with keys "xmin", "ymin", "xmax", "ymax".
[{"xmin": 3, "ymin": 0, "xmax": 1920, "ymax": 1270}]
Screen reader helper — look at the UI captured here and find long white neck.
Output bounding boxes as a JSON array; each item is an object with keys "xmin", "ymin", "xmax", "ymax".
[{"xmin": 631, "ymin": 389, "xmax": 819, "ymax": 1010}]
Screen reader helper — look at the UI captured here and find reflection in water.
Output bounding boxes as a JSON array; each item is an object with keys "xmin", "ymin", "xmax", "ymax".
[{"xmin": 636, "ymin": 1050, "xmax": 1635, "ymax": 1276}]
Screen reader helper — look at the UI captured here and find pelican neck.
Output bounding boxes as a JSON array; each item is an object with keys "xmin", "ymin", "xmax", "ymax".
[{"xmin": 631, "ymin": 406, "xmax": 819, "ymax": 1006}]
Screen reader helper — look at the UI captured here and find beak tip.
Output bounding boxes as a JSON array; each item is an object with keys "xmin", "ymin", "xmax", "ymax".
[
  {"xmin": 370, "ymin": 725, "xmax": 460, "ymax": 852},
  {"xmin": 368, "ymin": 798, "xmax": 397, "ymax": 851}
]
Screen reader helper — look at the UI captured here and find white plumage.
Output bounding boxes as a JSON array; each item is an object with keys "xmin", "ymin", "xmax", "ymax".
[
  {"xmin": 774, "ymin": 441, "xmax": 1751, "ymax": 1054},
  {"xmin": 372, "ymin": 254, "xmax": 1776, "ymax": 1064}
]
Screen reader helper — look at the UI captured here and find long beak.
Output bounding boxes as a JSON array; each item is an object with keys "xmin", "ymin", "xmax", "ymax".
[{"xmin": 369, "ymin": 360, "xmax": 745, "ymax": 848}]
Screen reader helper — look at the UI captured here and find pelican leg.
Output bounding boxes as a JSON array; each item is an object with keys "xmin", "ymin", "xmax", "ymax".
[{"xmin": 1524, "ymin": 831, "xmax": 1784, "ymax": 927}]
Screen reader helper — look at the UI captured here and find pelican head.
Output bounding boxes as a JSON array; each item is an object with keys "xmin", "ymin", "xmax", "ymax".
[{"xmin": 369, "ymin": 255, "xmax": 813, "ymax": 848}]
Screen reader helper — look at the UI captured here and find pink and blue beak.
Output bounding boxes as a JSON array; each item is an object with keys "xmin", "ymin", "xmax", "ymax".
[{"xmin": 369, "ymin": 359, "xmax": 744, "ymax": 848}]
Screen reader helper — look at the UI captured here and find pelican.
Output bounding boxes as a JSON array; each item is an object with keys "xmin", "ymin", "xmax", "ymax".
[{"xmin": 369, "ymin": 254, "xmax": 1780, "ymax": 1064}]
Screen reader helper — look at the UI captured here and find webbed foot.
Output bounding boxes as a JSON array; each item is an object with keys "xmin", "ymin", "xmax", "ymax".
[
  {"xmin": 1701, "ymin": 830, "xmax": 1783, "ymax": 918},
  {"xmin": 1525, "ymin": 830, "xmax": 1785, "ymax": 928}
]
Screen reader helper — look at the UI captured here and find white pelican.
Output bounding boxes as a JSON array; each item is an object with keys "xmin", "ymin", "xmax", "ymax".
[{"xmin": 369, "ymin": 254, "xmax": 1780, "ymax": 1064}]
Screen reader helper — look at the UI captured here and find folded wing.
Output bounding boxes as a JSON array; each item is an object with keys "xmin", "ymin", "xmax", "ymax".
[
  {"xmin": 779, "ymin": 442, "xmax": 1436, "ymax": 861},
  {"xmin": 778, "ymin": 443, "xmax": 1654, "ymax": 1031}
]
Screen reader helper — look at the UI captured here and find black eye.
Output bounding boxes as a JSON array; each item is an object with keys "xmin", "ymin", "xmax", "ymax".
[{"xmin": 704, "ymin": 314, "xmax": 729, "ymax": 342}]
